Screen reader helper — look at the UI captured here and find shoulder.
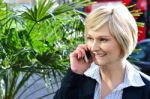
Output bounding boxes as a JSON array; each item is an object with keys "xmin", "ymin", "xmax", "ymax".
[
  {"xmin": 139, "ymin": 72, "xmax": 150, "ymax": 85},
  {"xmin": 139, "ymin": 71, "xmax": 150, "ymax": 93},
  {"xmin": 127, "ymin": 61, "xmax": 150, "ymax": 86}
]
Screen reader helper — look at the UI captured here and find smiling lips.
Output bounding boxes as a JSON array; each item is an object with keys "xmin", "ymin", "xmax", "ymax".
[{"xmin": 94, "ymin": 52, "xmax": 107, "ymax": 57}]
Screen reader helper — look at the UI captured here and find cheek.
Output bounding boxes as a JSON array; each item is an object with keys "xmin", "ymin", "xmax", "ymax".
[
  {"xmin": 109, "ymin": 45, "xmax": 121, "ymax": 56},
  {"xmin": 102, "ymin": 43, "xmax": 120, "ymax": 54},
  {"xmin": 100, "ymin": 43, "xmax": 112, "ymax": 49}
]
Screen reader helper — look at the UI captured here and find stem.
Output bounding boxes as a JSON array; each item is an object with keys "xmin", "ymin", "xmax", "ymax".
[
  {"xmin": 26, "ymin": 22, "xmax": 37, "ymax": 49},
  {"xmin": 27, "ymin": 22, "xmax": 37, "ymax": 38}
]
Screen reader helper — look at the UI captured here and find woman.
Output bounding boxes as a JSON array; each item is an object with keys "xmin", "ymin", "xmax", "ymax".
[{"xmin": 54, "ymin": 2, "xmax": 150, "ymax": 99}]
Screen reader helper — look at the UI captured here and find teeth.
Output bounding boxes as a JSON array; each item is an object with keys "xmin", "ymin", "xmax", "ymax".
[
  {"xmin": 93, "ymin": 52, "xmax": 106, "ymax": 57},
  {"xmin": 95, "ymin": 53, "xmax": 106, "ymax": 57},
  {"xmin": 98, "ymin": 54, "xmax": 105, "ymax": 57},
  {"xmin": 99, "ymin": 54, "xmax": 105, "ymax": 57}
]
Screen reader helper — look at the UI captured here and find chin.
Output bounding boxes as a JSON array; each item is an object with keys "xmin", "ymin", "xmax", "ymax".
[{"xmin": 94, "ymin": 60, "xmax": 107, "ymax": 66}]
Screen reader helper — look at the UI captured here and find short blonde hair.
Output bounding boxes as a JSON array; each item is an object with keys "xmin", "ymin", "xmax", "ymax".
[{"xmin": 85, "ymin": 3, "xmax": 138, "ymax": 58}]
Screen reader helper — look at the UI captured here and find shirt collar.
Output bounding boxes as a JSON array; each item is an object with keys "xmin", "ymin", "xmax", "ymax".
[
  {"xmin": 84, "ymin": 61, "xmax": 145, "ymax": 87},
  {"xmin": 84, "ymin": 63, "xmax": 100, "ymax": 83},
  {"xmin": 125, "ymin": 61, "xmax": 145, "ymax": 87}
]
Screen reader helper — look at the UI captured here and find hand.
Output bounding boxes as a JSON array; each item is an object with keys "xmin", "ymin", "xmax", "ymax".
[{"xmin": 70, "ymin": 44, "xmax": 93, "ymax": 75}]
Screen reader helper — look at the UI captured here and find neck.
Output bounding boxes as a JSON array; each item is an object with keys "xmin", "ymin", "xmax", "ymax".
[{"xmin": 100, "ymin": 59, "xmax": 126, "ymax": 87}]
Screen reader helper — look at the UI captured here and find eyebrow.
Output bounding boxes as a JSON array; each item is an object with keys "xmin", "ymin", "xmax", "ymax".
[{"xmin": 86, "ymin": 34, "xmax": 112, "ymax": 38}]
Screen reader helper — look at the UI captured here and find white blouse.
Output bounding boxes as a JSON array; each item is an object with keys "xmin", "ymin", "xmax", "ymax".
[{"xmin": 84, "ymin": 61, "xmax": 145, "ymax": 99}]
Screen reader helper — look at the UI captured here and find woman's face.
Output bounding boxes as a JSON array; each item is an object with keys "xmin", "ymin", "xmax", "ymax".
[{"xmin": 86, "ymin": 23, "xmax": 122, "ymax": 66}]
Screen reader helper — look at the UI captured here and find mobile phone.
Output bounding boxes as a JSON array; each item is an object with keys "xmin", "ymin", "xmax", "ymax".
[{"xmin": 84, "ymin": 50, "xmax": 91, "ymax": 62}]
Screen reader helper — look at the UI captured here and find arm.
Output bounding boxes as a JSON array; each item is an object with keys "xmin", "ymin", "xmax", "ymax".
[
  {"xmin": 53, "ymin": 69, "xmax": 87, "ymax": 99},
  {"xmin": 54, "ymin": 44, "xmax": 93, "ymax": 99}
]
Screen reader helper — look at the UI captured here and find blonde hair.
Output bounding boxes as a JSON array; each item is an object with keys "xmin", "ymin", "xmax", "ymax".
[{"xmin": 85, "ymin": 3, "xmax": 138, "ymax": 58}]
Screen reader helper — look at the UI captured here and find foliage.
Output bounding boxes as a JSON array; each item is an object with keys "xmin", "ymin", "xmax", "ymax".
[
  {"xmin": 0, "ymin": 0, "xmax": 91, "ymax": 98},
  {"xmin": 127, "ymin": 4, "xmax": 144, "ymax": 27}
]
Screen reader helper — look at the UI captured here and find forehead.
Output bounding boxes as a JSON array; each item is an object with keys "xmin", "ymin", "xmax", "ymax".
[{"xmin": 87, "ymin": 23, "xmax": 112, "ymax": 37}]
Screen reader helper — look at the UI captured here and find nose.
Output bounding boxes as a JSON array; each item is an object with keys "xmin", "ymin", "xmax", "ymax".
[{"xmin": 90, "ymin": 41, "xmax": 99, "ymax": 52}]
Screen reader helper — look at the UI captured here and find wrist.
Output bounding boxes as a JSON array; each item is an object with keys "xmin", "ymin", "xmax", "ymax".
[{"xmin": 71, "ymin": 67, "xmax": 85, "ymax": 75}]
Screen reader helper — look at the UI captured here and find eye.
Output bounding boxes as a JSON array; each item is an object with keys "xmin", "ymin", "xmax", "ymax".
[
  {"xmin": 99, "ymin": 38, "xmax": 109, "ymax": 42},
  {"xmin": 86, "ymin": 36, "xmax": 93, "ymax": 41}
]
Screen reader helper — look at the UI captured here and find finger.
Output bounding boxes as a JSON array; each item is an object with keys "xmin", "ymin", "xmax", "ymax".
[
  {"xmin": 70, "ymin": 52, "xmax": 76, "ymax": 58},
  {"xmin": 76, "ymin": 48, "xmax": 85, "ymax": 57},
  {"xmin": 75, "ymin": 49, "xmax": 83, "ymax": 59},
  {"xmin": 78, "ymin": 44, "xmax": 88, "ymax": 51}
]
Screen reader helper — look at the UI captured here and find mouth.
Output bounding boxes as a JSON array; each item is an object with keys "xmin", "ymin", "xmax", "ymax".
[{"xmin": 94, "ymin": 53, "xmax": 107, "ymax": 57}]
